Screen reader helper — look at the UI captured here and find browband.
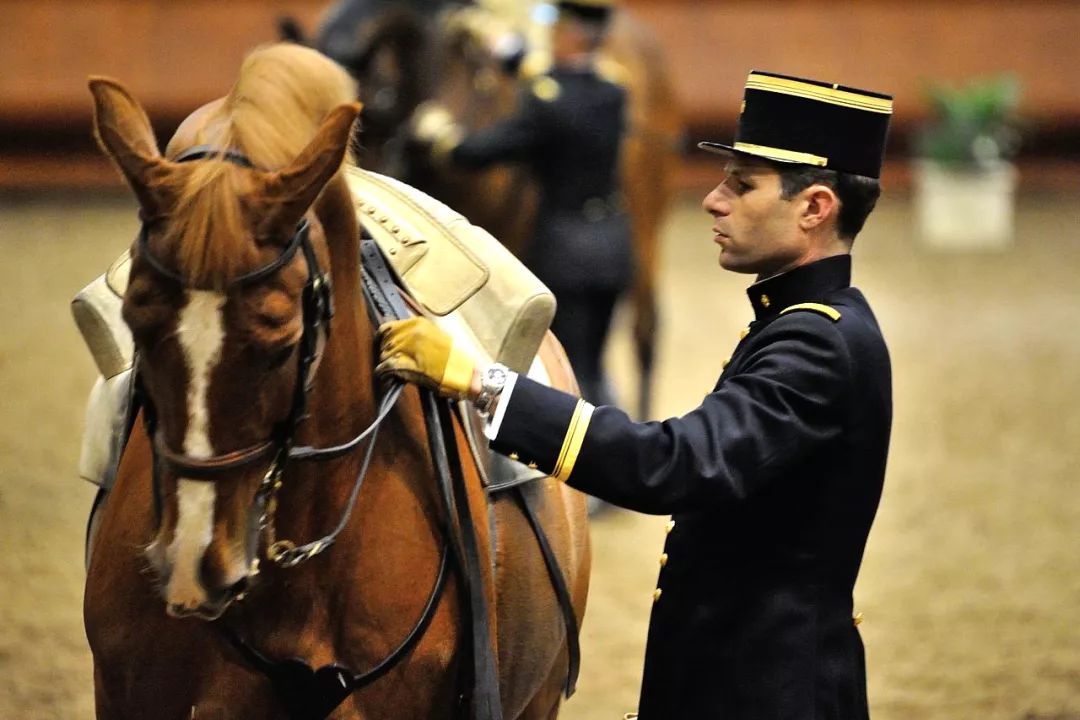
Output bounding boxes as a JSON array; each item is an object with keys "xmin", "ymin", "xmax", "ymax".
[
  {"xmin": 136, "ymin": 219, "xmax": 310, "ymax": 288},
  {"xmin": 173, "ymin": 144, "xmax": 257, "ymax": 168}
]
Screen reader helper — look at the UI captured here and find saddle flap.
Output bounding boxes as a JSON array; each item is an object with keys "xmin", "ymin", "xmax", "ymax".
[
  {"xmin": 106, "ymin": 250, "xmax": 132, "ymax": 297},
  {"xmin": 346, "ymin": 167, "xmax": 555, "ymax": 374},
  {"xmin": 347, "ymin": 167, "xmax": 488, "ymax": 314},
  {"xmin": 72, "ymin": 254, "xmax": 134, "ymax": 379}
]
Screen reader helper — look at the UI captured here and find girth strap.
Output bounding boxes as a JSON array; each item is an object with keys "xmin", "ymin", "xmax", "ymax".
[
  {"xmin": 359, "ymin": 236, "xmax": 503, "ymax": 720},
  {"xmin": 427, "ymin": 395, "xmax": 503, "ymax": 720},
  {"xmin": 511, "ymin": 486, "xmax": 581, "ymax": 697}
]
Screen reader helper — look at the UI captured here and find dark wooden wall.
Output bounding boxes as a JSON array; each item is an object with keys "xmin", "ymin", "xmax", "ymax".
[
  {"xmin": 2, "ymin": 0, "xmax": 1078, "ymax": 188},
  {"xmin": 625, "ymin": 0, "xmax": 1080, "ymax": 130},
  {"xmin": 0, "ymin": 0, "xmax": 325, "ymax": 188}
]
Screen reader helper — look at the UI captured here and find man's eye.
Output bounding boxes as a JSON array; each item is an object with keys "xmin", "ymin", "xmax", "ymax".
[{"xmin": 724, "ymin": 176, "xmax": 752, "ymax": 195}]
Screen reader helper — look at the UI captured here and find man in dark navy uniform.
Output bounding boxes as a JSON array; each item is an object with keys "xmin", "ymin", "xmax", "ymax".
[
  {"xmin": 381, "ymin": 70, "xmax": 894, "ymax": 719},
  {"xmin": 414, "ymin": 0, "xmax": 632, "ymax": 407}
]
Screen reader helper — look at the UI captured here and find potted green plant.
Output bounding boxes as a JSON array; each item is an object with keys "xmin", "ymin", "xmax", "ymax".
[{"xmin": 913, "ymin": 74, "xmax": 1022, "ymax": 249}]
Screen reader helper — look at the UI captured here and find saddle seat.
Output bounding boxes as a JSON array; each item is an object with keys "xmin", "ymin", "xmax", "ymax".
[{"xmin": 346, "ymin": 168, "xmax": 554, "ymax": 494}]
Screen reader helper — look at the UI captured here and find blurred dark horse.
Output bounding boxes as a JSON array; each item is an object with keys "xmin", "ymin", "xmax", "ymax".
[
  {"xmin": 281, "ymin": 0, "xmax": 681, "ymax": 418},
  {"xmin": 279, "ymin": 0, "xmax": 440, "ymax": 175}
]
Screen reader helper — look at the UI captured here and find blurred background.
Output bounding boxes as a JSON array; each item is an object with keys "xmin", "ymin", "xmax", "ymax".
[{"xmin": 1, "ymin": 1, "xmax": 1078, "ymax": 718}]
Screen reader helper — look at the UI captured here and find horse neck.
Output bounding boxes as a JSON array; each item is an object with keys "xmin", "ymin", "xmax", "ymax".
[{"xmin": 306, "ymin": 174, "xmax": 378, "ymax": 425}]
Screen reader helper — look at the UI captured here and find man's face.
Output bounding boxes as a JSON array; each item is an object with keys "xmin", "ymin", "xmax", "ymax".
[
  {"xmin": 701, "ymin": 158, "xmax": 808, "ymax": 279},
  {"xmin": 552, "ymin": 17, "xmax": 584, "ymax": 59}
]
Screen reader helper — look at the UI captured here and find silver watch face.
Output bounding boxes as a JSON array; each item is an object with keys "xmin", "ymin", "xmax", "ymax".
[{"xmin": 484, "ymin": 364, "xmax": 508, "ymax": 389}]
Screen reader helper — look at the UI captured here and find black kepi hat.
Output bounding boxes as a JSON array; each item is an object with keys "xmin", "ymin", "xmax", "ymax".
[
  {"xmin": 557, "ymin": 0, "xmax": 616, "ymax": 22},
  {"xmin": 699, "ymin": 70, "xmax": 893, "ymax": 179}
]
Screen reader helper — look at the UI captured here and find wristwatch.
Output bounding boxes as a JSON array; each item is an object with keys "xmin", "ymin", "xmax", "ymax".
[{"xmin": 475, "ymin": 363, "xmax": 509, "ymax": 417}]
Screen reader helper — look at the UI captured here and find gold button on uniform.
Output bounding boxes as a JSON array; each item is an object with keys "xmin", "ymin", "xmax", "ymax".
[
  {"xmin": 665, "ymin": 519, "xmax": 676, "ymax": 534},
  {"xmin": 659, "ymin": 553, "xmax": 668, "ymax": 567},
  {"xmin": 760, "ymin": 294, "xmax": 771, "ymax": 308},
  {"xmin": 653, "ymin": 588, "xmax": 663, "ymax": 602},
  {"xmin": 721, "ymin": 357, "xmax": 731, "ymax": 370},
  {"xmin": 739, "ymin": 327, "xmax": 751, "ymax": 340},
  {"xmin": 509, "ymin": 452, "xmax": 519, "ymax": 462},
  {"xmin": 853, "ymin": 612, "xmax": 864, "ymax": 627}
]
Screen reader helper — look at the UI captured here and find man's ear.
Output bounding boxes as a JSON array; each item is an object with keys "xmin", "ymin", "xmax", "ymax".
[{"xmin": 799, "ymin": 184, "xmax": 840, "ymax": 234}]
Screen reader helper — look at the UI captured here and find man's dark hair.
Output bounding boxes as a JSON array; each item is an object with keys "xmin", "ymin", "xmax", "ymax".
[{"xmin": 776, "ymin": 165, "xmax": 881, "ymax": 240}]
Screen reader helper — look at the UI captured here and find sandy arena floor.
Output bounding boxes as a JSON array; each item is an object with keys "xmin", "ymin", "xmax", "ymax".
[{"xmin": 1, "ymin": 187, "xmax": 1077, "ymax": 719}]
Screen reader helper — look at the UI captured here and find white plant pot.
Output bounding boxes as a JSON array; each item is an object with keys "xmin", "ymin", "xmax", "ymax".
[{"xmin": 913, "ymin": 160, "xmax": 1018, "ymax": 250}]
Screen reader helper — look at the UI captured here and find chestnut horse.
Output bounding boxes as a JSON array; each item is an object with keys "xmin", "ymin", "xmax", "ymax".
[
  {"xmin": 284, "ymin": 1, "xmax": 682, "ymax": 418},
  {"xmin": 84, "ymin": 43, "xmax": 588, "ymax": 720}
]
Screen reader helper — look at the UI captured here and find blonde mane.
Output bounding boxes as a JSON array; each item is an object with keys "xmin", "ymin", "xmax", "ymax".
[{"xmin": 169, "ymin": 44, "xmax": 358, "ymax": 287}]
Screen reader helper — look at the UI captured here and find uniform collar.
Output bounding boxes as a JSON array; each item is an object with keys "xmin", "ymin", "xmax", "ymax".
[{"xmin": 746, "ymin": 255, "xmax": 851, "ymax": 321}]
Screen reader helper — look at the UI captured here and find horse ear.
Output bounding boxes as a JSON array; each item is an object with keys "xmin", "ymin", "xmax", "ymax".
[
  {"xmin": 264, "ymin": 102, "xmax": 361, "ymax": 230},
  {"xmin": 88, "ymin": 76, "xmax": 173, "ymax": 214}
]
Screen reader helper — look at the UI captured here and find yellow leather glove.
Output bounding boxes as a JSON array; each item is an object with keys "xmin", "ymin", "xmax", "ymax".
[{"xmin": 376, "ymin": 317, "xmax": 477, "ymax": 400}]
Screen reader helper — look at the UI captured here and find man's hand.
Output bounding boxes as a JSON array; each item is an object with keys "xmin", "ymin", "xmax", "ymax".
[{"xmin": 376, "ymin": 317, "xmax": 479, "ymax": 400}]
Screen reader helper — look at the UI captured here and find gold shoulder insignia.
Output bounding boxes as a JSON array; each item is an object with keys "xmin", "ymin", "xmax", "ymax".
[
  {"xmin": 532, "ymin": 76, "xmax": 561, "ymax": 102},
  {"xmin": 780, "ymin": 303, "xmax": 842, "ymax": 322},
  {"xmin": 594, "ymin": 55, "xmax": 629, "ymax": 87}
]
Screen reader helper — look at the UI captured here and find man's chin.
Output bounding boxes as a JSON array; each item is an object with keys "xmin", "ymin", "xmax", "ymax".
[{"xmin": 718, "ymin": 253, "xmax": 755, "ymax": 274}]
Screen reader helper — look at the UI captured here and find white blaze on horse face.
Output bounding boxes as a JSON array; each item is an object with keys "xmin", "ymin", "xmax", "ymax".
[{"xmin": 166, "ymin": 290, "xmax": 227, "ymax": 611}]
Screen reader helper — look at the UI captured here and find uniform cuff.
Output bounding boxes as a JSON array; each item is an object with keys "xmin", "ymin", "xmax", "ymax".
[
  {"xmin": 485, "ymin": 375, "xmax": 595, "ymax": 482},
  {"xmin": 483, "ymin": 370, "xmax": 519, "ymax": 440}
]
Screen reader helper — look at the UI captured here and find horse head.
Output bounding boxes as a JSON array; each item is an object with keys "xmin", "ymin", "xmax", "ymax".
[{"xmin": 89, "ymin": 47, "xmax": 360, "ymax": 619}]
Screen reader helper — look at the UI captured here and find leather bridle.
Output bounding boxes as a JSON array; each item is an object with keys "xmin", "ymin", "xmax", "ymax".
[
  {"xmin": 129, "ymin": 145, "xmax": 568, "ymax": 720},
  {"xmin": 138, "ymin": 145, "xmax": 399, "ymax": 570}
]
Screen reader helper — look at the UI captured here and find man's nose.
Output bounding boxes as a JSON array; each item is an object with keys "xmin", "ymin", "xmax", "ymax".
[{"xmin": 702, "ymin": 186, "xmax": 729, "ymax": 215}]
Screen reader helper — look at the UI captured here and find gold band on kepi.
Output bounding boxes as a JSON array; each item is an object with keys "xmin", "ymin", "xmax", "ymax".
[
  {"xmin": 699, "ymin": 69, "xmax": 893, "ymax": 178},
  {"xmin": 731, "ymin": 142, "xmax": 828, "ymax": 168}
]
